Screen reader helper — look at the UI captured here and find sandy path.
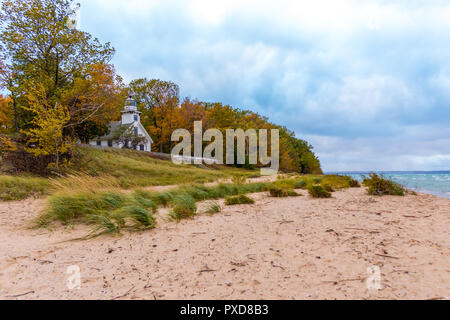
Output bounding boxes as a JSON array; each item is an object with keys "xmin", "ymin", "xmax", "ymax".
[{"xmin": 0, "ymin": 188, "xmax": 448, "ymax": 300}]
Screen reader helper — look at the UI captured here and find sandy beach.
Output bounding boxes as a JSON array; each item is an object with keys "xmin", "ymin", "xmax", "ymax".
[{"xmin": 0, "ymin": 188, "xmax": 448, "ymax": 300}]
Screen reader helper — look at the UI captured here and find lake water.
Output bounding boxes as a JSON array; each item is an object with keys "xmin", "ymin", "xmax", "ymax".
[{"xmin": 327, "ymin": 171, "xmax": 450, "ymax": 199}]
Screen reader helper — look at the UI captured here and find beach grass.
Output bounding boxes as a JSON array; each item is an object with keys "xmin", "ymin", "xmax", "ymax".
[
  {"xmin": 269, "ymin": 187, "xmax": 300, "ymax": 198},
  {"xmin": 0, "ymin": 146, "xmax": 259, "ymax": 201},
  {"xmin": 170, "ymin": 194, "xmax": 197, "ymax": 221},
  {"xmin": 225, "ymin": 195, "xmax": 255, "ymax": 205},
  {"xmin": 70, "ymin": 146, "xmax": 258, "ymax": 189},
  {"xmin": 0, "ymin": 146, "xmax": 359, "ymax": 203},
  {"xmin": 37, "ymin": 174, "xmax": 355, "ymax": 237},
  {"xmin": 0, "ymin": 175, "xmax": 50, "ymax": 201},
  {"xmin": 205, "ymin": 202, "xmax": 222, "ymax": 214}
]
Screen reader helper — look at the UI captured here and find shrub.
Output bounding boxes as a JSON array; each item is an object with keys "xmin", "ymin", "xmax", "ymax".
[
  {"xmin": 322, "ymin": 184, "xmax": 335, "ymax": 192},
  {"xmin": 308, "ymin": 185, "xmax": 332, "ymax": 198},
  {"xmin": 363, "ymin": 173, "xmax": 405, "ymax": 196},
  {"xmin": 170, "ymin": 194, "xmax": 197, "ymax": 221},
  {"xmin": 225, "ymin": 195, "xmax": 255, "ymax": 206},
  {"xmin": 348, "ymin": 178, "xmax": 361, "ymax": 188},
  {"xmin": 269, "ymin": 187, "xmax": 300, "ymax": 198}
]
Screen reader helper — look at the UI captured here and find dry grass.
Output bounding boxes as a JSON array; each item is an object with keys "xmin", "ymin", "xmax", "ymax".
[
  {"xmin": 0, "ymin": 175, "xmax": 50, "ymax": 201},
  {"xmin": 0, "ymin": 146, "xmax": 259, "ymax": 201}
]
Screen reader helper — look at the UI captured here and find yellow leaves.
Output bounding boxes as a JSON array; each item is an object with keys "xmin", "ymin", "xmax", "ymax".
[
  {"xmin": 21, "ymin": 83, "xmax": 74, "ymax": 170},
  {"xmin": 0, "ymin": 136, "xmax": 16, "ymax": 156}
]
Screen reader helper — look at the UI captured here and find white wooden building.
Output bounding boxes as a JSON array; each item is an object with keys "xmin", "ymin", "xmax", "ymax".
[{"xmin": 89, "ymin": 97, "xmax": 153, "ymax": 152}]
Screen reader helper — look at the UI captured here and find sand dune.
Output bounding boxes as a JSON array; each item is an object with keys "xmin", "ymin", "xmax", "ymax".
[{"xmin": 0, "ymin": 188, "xmax": 448, "ymax": 300}]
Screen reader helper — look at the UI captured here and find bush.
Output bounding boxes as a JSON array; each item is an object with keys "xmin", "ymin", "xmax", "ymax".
[
  {"xmin": 348, "ymin": 178, "xmax": 361, "ymax": 188},
  {"xmin": 363, "ymin": 173, "xmax": 405, "ymax": 196},
  {"xmin": 170, "ymin": 194, "xmax": 197, "ymax": 221},
  {"xmin": 269, "ymin": 187, "xmax": 300, "ymax": 198},
  {"xmin": 322, "ymin": 184, "xmax": 335, "ymax": 192},
  {"xmin": 225, "ymin": 195, "xmax": 255, "ymax": 206},
  {"xmin": 308, "ymin": 185, "xmax": 332, "ymax": 198}
]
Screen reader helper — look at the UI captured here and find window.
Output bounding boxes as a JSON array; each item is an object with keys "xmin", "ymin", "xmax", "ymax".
[
  {"xmin": 134, "ymin": 127, "xmax": 138, "ymax": 135},
  {"xmin": 140, "ymin": 145, "xmax": 145, "ymax": 151},
  {"xmin": 134, "ymin": 115, "xmax": 138, "ymax": 122},
  {"xmin": 125, "ymin": 140, "xmax": 129, "ymax": 148},
  {"xmin": 96, "ymin": 140, "xmax": 101, "ymax": 146},
  {"xmin": 108, "ymin": 140, "xmax": 113, "ymax": 147}
]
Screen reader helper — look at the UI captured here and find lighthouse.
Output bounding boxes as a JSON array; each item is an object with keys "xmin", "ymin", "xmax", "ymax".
[{"xmin": 121, "ymin": 96, "xmax": 142, "ymax": 125}]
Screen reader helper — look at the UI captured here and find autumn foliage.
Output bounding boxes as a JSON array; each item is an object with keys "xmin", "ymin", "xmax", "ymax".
[
  {"xmin": 0, "ymin": 0, "xmax": 322, "ymax": 175},
  {"xmin": 129, "ymin": 78, "xmax": 322, "ymax": 173}
]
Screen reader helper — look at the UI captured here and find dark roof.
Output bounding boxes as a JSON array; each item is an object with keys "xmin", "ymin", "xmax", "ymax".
[{"xmin": 96, "ymin": 121, "xmax": 133, "ymax": 140}]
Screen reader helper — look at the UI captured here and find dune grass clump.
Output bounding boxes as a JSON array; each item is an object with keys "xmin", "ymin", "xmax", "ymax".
[
  {"xmin": 308, "ymin": 185, "xmax": 332, "ymax": 198},
  {"xmin": 38, "ymin": 190, "xmax": 156, "ymax": 238},
  {"xmin": 170, "ymin": 194, "xmax": 197, "ymax": 221},
  {"xmin": 363, "ymin": 173, "xmax": 405, "ymax": 196},
  {"xmin": 132, "ymin": 190, "xmax": 158, "ymax": 213},
  {"xmin": 294, "ymin": 180, "xmax": 307, "ymax": 189},
  {"xmin": 269, "ymin": 187, "xmax": 300, "ymax": 198},
  {"xmin": 205, "ymin": 202, "xmax": 222, "ymax": 215},
  {"xmin": 225, "ymin": 195, "xmax": 255, "ymax": 206}
]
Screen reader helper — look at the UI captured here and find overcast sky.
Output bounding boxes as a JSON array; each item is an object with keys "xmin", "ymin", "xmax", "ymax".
[{"xmin": 77, "ymin": 0, "xmax": 450, "ymax": 172}]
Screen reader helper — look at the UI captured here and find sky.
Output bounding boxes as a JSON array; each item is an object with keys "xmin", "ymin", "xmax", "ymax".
[{"xmin": 77, "ymin": 0, "xmax": 450, "ymax": 172}]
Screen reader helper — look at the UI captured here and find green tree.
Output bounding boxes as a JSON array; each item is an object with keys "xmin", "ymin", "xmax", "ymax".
[
  {"xmin": 0, "ymin": 0, "xmax": 115, "ymax": 133},
  {"xmin": 22, "ymin": 83, "xmax": 73, "ymax": 172}
]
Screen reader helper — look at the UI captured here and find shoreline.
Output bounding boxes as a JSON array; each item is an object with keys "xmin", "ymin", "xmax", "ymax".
[
  {"xmin": 0, "ymin": 188, "xmax": 449, "ymax": 300},
  {"xmin": 326, "ymin": 172, "xmax": 450, "ymax": 200},
  {"xmin": 413, "ymin": 190, "xmax": 450, "ymax": 200}
]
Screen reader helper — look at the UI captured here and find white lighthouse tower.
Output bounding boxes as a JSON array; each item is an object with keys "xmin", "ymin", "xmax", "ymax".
[{"xmin": 121, "ymin": 96, "xmax": 141, "ymax": 125}]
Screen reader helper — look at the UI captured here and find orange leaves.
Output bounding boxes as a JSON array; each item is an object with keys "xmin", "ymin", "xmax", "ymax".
[
  {"xmin": 63, "ymin": 62, "xmax": 125, "ymax": 126},
  {"xmin": 0, "ymin": 94, "xmax": 12, "ymax": 133}
]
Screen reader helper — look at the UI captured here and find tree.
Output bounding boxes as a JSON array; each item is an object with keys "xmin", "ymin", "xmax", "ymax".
[
  {"xmin": 22, "ymin": 83, "xmax": 73, "ymax": 172},
  {"xmin": 0, "ymin": 94, "xmax": 12, "ymax": 133},
  {"xmin": 62, "ymin": 63, "xmax": 125, "ymax": 142},
  {"xmin": 128, "ymin": 78, "xmax": 180, "ymax": 152},
  {"xmin": 178, "ymin": 98, "xmax": 206, "ymax": 132},
  {"xmin": 0, "ymin": 0, "xmax": 115, "ymax": 133}
]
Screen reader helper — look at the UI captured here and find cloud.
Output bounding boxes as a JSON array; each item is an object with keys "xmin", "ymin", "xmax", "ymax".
[{"xmin": 78, "ymin": 0, "xmax": 450, "ymax": 171}]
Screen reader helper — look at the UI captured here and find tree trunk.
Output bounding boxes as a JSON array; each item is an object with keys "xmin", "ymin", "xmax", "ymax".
[{"xmin": 12, "ymin": 97, "xmax": 19, "ymax": 133}]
